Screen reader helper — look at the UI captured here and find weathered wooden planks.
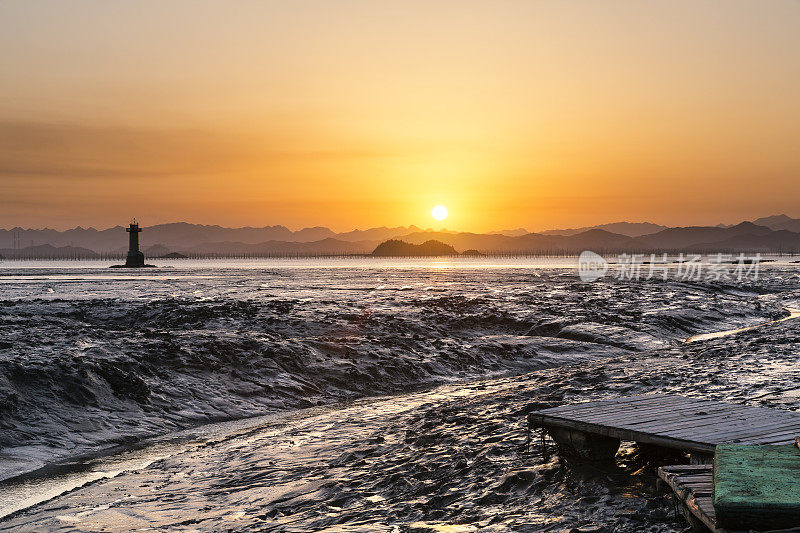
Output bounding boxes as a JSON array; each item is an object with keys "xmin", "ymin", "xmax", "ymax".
[
  {"xmin": 660, "ymin": 462, "xmax": 800, "ymax": 533},
  {"xmin": 529, "ymin": 394, "xmax": 800, "ymax": 454},
  {"xmin": 658, "ymin": 464, "xmax": 721, "ymax": 532}
]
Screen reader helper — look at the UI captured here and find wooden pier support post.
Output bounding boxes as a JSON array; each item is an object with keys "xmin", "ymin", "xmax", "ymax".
[
  {"xmin": 545, "ymin": 426, "xmax": 620, "ymax": 461},
  {"xmin": 689, "ymin": 452, "xmax": 713, "ymax": 465}
]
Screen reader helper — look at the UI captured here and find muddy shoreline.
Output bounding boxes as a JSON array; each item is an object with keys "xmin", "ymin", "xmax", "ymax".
[{"xmin": 2, "ymin": 259, "xmax": 800, "ymax": 530}]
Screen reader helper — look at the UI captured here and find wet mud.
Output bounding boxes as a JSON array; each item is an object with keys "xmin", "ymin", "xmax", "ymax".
[{"xmin": 1, "ymin": 259, "xmax": 799, "ymax": 530}]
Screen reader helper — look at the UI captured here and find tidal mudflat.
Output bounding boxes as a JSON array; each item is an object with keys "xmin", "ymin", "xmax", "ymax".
[{"xmin": 2, "ymin": 258, "xmax": 800, "ymax": 531}]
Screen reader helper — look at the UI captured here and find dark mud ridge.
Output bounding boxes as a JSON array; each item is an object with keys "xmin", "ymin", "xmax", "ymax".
[{"xmin": 0, "ymin": 265, "xmax": 795, "ymax": 485}]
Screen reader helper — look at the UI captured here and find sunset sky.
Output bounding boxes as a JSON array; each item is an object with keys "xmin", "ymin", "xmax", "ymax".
[{"xmin": 2, "ymin": 1, "xmax": 799, "ymax": 232}]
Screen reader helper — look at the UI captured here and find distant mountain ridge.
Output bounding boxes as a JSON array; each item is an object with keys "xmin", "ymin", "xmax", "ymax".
[
  {"xmin": 0, "ymin": 244, "xmax": 99, "ymax": 259},
  {"xmin": 398, "ymin": 222, "xmax": 800, "ymax": 254},
  {"xmin": 752, "ymin": 214, "xmax": 800, "ymax": 233},
  {"xmin": 0, "ymin": 223, "xmax": 423, "ymax": 252},
  {"xmin": 3, "ymin": 215, "xmax": 800, "ymax": 257},
  {"xmin": 492, "ymin": 228, "xmax": 530, "ymax": 237},
  {"xmin": 541, "ymin": 221, "xmax": 667, "ymax": 237}
]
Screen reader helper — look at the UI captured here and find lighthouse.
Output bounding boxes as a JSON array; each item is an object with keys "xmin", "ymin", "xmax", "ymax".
[
  {"xmin": 125, "ymin": 219, "xmax": 145, "ymax": 267},
  {"xmin": 110, "ymin": 219, "xmax": 154, "ymax": 268}
]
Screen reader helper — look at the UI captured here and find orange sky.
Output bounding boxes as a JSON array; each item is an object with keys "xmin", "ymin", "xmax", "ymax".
[{"xmin": 1, "ymin": 1, "xmax": 799, "ymax": 232}]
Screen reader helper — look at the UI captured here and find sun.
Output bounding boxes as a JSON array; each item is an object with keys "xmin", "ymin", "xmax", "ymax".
[{"xmin": 431, "ymin": 204, "xmax": 449, "ymax": 221}]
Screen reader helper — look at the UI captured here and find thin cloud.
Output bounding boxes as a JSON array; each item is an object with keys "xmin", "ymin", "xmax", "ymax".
[
  {"xmin": 0, "ymin": 121, "xmax": 255, "ymax": 179},
  {"xmin": 0, "ymin": 121, "xmax": 443, "ymax": 180}
]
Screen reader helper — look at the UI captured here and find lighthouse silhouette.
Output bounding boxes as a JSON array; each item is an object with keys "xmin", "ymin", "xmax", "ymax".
[{"xmin": 125, "ymin": 219, "xmax": 145, "ymax": 267}]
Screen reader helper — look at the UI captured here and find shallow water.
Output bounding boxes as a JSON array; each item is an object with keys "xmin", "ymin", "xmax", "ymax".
[
  {"xmin": 685, "ymin": 306, "xmax": 800, "ymax": 342},
  {"xmin": 2, "ymin": 257, "xmax": 800, "ymax": 531}
]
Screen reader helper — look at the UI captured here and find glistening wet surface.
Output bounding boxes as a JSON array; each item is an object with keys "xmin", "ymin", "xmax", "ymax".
[
  {"xmin": 2, "ymin": 258, "xmax": 800, "ymax": 531},
  {"xmin": 0, "ymin": 369, "xmax": 685, "ymax": 532},
  {"xmin": 685, "ymin": 307, "xmax": 800, "ymax": 343}
]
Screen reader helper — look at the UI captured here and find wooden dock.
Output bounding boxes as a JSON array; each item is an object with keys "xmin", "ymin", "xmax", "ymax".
[
  {"xmin": 660, "ymin": 457, "xmax": 800, "ymax": 532},
  {"xmin": 528, "ymin": 394, "xmax": 800, "ymax": 460},
  {"xmin": 658, "ymin": 464, "xmax": 722, "ymax": 532}
]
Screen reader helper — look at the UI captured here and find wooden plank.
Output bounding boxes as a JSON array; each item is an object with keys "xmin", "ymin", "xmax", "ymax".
[
  {"xmin": 658, "ymin": 416, "xmax": 800, "ymax": 438},
  {"xmin": 541, "ymin": 396, "xmax": 678, "ymax": 417},
  {"xmin": 580, "ymin": 403, "xmax": 740, "ymax": 426},
  {"xmin": 627, "ymin": 411, "xmax": 793, "ymax": 433},
  {"xmin": 738, "ymin": 431, "xmax": 800, "ymax": 445},
  {"xmin": 619, "ymin": 405, "xmax": 794, "ymax": 429},
  {"xmin": 663, "ymin": 465, "xmax": 712, "ymax": 473},
  {"xmin": 746, "ymin": 434, "xmax": 799, "ymax": 445},
  {"xmin": 683, "ymin": 493, "xmax": 716, "ymax": 530},
  {"xmin": 538, "ymin": 417, "xmax": 716, "ymax": 446},
  {"xmin": 631, "ymin": 418, "xmax": 751, "ymax": 436},
  {"xmin": 532, "ymin": 394, "xmax": 800, "ymax": 460},
  {"xmin": 733, "ymin": 425, "xmax": 800, "ymax": 441},
  {"xmin": 656, "ymin": 464, "xmax": 800, "ymax": 532},
  {"xmin": 727, "ymin": 429, "xmax": 800, "ymax": 445},
  {"xmin": 539, "ymin": 400, "xmax": 733, "ymax": 427},
  {"xmin": 661, "ymin": 464, "xmax": 713, "ymax": 473},
  {"xmin": 594, "ymin": 407, "xmax": 754, "ymax": 430},
  {"xmin": 666, "ymin": 465, "xmax": 713, "ymax": 472},
  {"xmin": 540, "ymin": 394, "xmax": 700, "ymax": 415},
  {"xmin": 548, "ymin": 397, "xmax": 789, "ymax": 423},
  {"xmin": 701, "ymin": 413, "xmax": 800, "ymax": 433},
  {"xmin": 555, "ymin": 401, "xmax": 790, "ymax": 431},
  {"xmin": 658, "ymin": 466, "xmax": 721, "ymax": 533},
  {"xmin": 676, "ymin": 474, "xmax": 713, "ymax": 483},
  {"xmin": 533, "ymin": 414, "xmax": 716, "ymax": 452},
  {"xmin": 668, "ymin": 421, "xmax": 800, "ymax": 442},
  {"xmin": 696, "ymin": 498, "xmax": 716, "ymax": 519},
  {"xmin": 653, "ymin": 422, "xmax": 800, "ymax": 444},
  {"xmin": 559, "ymin": 394, "xmax": 719, "ymax": 413},
  {"xmin": 626, "ymin": 405, "xmax": 796, "ymax": 425}
]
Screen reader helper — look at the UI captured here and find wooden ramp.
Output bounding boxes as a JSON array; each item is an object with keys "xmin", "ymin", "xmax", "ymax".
[
  {"xmin": 658, "ymin": 465, "xmax": 719, "ymax": 531},
  {"xmin": 528, "ymin": 394, "xmax": 800, "ymax": 456},
  {"xmin": 659, "ymin": 463, "xmax": 800, "ymax": 533}
]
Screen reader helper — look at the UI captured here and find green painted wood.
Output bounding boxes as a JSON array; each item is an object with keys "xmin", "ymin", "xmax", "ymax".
[{"xmin": 713, "ymin": 444, "xmax": 800, "ymax": 530}]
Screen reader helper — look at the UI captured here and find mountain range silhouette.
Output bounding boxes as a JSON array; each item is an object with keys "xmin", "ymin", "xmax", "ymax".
[{"xmin": 3, "ymin": 215, "xmax": 800, "ymax": 258}]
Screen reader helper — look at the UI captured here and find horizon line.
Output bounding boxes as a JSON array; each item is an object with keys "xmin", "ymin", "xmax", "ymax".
[{"xmin": 0, "ymin": 213, "xmax": 795, "ymax": 234}]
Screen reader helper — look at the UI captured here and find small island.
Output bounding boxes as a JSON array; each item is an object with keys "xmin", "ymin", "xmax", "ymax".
[{"xmin": 371, "ymin": 239, "xmax": 459, "ymax": 257}]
